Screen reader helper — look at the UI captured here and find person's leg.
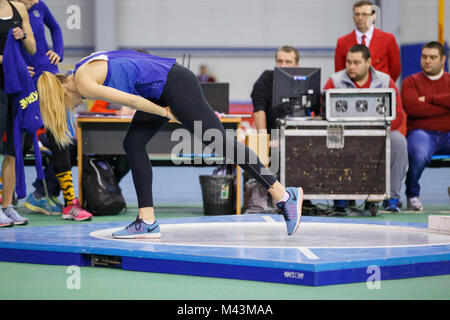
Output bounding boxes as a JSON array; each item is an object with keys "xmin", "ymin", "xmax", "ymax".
[
  {"xmin": 122, "ymin": 110, "xmax": 169, "ymax": 222},
  {"xmin": 115, "ymin": 64, "xmax": 303, "ymax": 238},
  {"xmin": 161, "ymin": 64, "xmax": 284, "ymax": 199},
  {"xmin": 22, "ymin": 133, "xmax": 62, "ymax": 215},
  {"xmin": 112, "ymin": 111, "xmax": 167, "ymax": 239},
  {"xmin": 1, "ymin": 95, "xmax": 28, "ymax": 225},
  {"xmin": 405, "ymin": 129, "xmax": 438, "ymax": 210},
  {"xmin": 48, "ymin": 133, "xmax": 75, "ymax": 204},
  {"xmin": 2, "ymin": 94, "xmax": 16, "ymax": 209},
  {"xmin": 33, "ymin": 133, "xmax": 61, "ymax": 198},
  {"xmin": 161, "ymin": 64, "xmax": 302, "ymax": 235},
  {"xmin": 385, "ymin": 130, "xmax": 408, "ymax": 211},
  {"xmin": 47, "ymin": 132, "xmax": 92, "ymax": 221},
  {"xmin": 405, "ymin": 129, "xmax": 437, "ymax": 198},
  {"xmin": 1, "ymin": 155, "xmax": 15, "ymax": 209}
]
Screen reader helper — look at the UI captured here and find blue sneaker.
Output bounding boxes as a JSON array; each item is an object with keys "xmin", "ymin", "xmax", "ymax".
[
  {"xmin": 277, "ymin": 187, "xmax": 303, "ymax": 236},
  {"xmin": 50, "ymin": 196, "xmax": 64, "ymax": 213},
  {"xmin": 24, "ymin": 193, "xmax": 62, "ymax": 216},
  {"xmin": 383, "ymin": 198, "xmax": 401, "ymax": 212},
  {"xmin": 112, "ymin": 218, "xmax": 161, "ymax": 239}
]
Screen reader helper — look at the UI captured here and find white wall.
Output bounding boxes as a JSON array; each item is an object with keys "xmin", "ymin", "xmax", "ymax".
[
  {"xmin": 115, "ymin": 0, "xmax": 355, "ymax": 47},
  {"xmin": 400, "ymin": 0, "xmax": 450, "ymax": 44},
  {"xmin": 44, "ymin": 0, "xmax": 450, "ymax": 102}
]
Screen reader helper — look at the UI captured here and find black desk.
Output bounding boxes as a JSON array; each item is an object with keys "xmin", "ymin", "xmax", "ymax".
[{"xmin": 76, "ymin": 115, "xmax": 243, "ymax": 213}]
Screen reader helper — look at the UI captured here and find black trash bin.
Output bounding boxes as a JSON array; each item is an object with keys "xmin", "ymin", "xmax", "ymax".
[{"xmin": 199, "ymin": 175, "xmax": 235, "ymax": 215}]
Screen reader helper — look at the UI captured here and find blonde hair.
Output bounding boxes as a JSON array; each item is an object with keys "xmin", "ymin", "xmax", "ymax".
[{"xmin": 37, "ymin": 71, "xmax": 74, "ymax": 148}]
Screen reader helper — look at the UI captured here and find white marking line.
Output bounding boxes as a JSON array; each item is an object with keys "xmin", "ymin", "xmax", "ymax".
[
  {"xmin": 263, "ymin": 216, "xmax": 319, "ymax": 259},
  {"xmin": 90, "ymin": 222, "xmax": 450, "ymax": 249},
  {"xmin": 263, "ymin": 216, "xmax": 276, "ymax": 223},
  {"xmin": 298, "ymin": 247, "xmax": 319, "ymax": 260}
]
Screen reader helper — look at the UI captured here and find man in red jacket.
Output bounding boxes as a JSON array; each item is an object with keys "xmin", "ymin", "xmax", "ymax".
[
  {"xmin": 324, "ymin": 44, "xmax": 408, "ymax": 212},
  {"xmin": 401, "ymin": 41, "xmax": 450, "ymax": 211},
  {"xmin": 334, "ymin": 1, "xmax": 401, "ymax": 82}
]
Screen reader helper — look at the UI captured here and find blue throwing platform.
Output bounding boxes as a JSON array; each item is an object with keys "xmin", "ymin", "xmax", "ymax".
[{"xmin": 0, "ymin": 214, "xmax": 449, "ymax": 286}]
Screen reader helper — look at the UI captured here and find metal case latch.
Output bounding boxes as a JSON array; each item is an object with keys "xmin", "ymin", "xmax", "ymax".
[{"xmin": 327, "ymin": 124, "xmax": 344, "ymax": 149}]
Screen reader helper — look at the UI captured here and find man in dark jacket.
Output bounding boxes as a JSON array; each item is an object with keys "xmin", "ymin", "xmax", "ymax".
[{"xmin": 251, "ymin": 45, "xmax": 300, "ymax": 132}]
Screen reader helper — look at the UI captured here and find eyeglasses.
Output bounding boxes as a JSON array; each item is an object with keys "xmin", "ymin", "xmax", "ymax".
[{"xmin": 354, "ymin": 12, "xmax": 374, "ymax": 18}]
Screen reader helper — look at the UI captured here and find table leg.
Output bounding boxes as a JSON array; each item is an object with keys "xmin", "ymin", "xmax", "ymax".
[
  {"xmin": 236, "ymin": 125, "xmax": 242, "ymax": 215},
  {"xmin": 236, "ymin": 165, "xmax": 241, "ymax": 214}
]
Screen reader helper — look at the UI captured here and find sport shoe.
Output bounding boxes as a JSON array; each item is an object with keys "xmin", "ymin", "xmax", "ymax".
[
  {"xmin": 112, "ymin": 218, "xmax": 161, "ymax": 239},
  {"xmin": 407, "ymin": 197, "xmax": 424, "ymax": 211},
  {"xmin": 50, "ymin": 196, "xmax": 64, "ymax": 213},
  {"xmin": 277, "ymin": 187, "xmax": 303, "ymax": 236},
  {"xmin": 383, "ymin": 198, "xmax": 401, "ymax": 212},
  {"xmin": 0, "ymin": 209, "xmax": 14, "ymax": 227},
  {"xmin": 24, "ymin": 193, "xmax": 63, "ymax": 216},
  {"xmin": 62, "ymin": 199, "xmax": 93, "ymax": 221},
  {"xmin": 3, "ymin": 205, "xmax": 28, "ymax": 225}
]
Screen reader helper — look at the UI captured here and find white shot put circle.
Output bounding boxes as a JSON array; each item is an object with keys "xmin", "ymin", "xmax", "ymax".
[{"xmin": 90, "ymin": 221, "xmax": 450, "ymax": 249}]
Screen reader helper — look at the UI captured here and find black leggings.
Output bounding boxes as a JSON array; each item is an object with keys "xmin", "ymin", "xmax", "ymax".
[{"xmin": 123, "ymin": 64, "xmax": 277, "ymax": 208}]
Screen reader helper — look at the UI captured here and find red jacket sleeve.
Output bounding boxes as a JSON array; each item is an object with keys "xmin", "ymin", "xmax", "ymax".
[
  {"xmin": 323, "ymin": 78, "xmax": 336, "ymax": 90},
  {"xmin": 401, "ymin": 77, "xmax": 449, "ymax": 118},
  {"xmin": 334, "ymin": 38, "xmax": 347, "ymax": 72},
  {"xmin": 389, "ymin": 79, "xmax": 405, "ymax": 131},
  {"xmin": 387, "ymin": 34, "xmax": 401, "ymax": 82}
]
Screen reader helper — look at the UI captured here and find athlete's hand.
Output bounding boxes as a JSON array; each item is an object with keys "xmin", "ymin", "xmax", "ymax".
[
  {"xmin": 27, "ymin": 66, "xmax": 35, "ymax": 77},
  {"xmin": 12, "ymin": 27, "xmax": 25, "ymax": 40},
  {"xmin": 46, "ymin": 50, "xmax": 61, "ymax": 65},
  {"xmin": 164, "ymin": 106, "xmax": 179, "ymax": 122}
]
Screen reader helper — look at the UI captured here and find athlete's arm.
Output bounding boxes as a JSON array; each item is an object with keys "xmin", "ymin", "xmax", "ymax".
[{"xmin": 12, "ymin": 1, "xmax": 36, "ymax": 55}]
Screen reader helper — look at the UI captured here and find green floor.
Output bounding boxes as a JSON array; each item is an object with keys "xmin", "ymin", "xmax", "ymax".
[{"xmin": 1, "ymin": 204, "xmax": 450, "ymax": 300}]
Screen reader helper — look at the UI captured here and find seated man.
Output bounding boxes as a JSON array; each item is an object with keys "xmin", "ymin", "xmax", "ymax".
[
  {"xmin": 251, "ymin": 45, "xmax": 300, "ymax": 133},
  {"xmin": 323, "ymin": 44, "xmax": 408, "ymax": 212},
  {"xmin": 401, "ymin": 41, "xmax": 450, "ymax": 211}
]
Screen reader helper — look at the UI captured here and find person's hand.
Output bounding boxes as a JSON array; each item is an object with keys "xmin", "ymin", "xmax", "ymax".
[
  {"xmin": 12, "ymin": 27, "xmax": 25, "ymax": 40},
  {"xmin": 164, "ymin": 106, "xmax": 179, "ymax": 122},
  {"xmin": 40, "ymin": 145, "xmax": 52, "ymax": 156},
  {"xmin": 418, "ymin": 96, "xmax": 426, "ymax": 102},
  {"xmin": 46, "ymin": 50, "xmax": 61, "ymax": 65},
  {"xmin": 115, "ymin": 106, "xmax": 136, "ymax": 116},
  {"xmin": 27, "ymin": 66, "xmax": 35, "ymax": 77}
]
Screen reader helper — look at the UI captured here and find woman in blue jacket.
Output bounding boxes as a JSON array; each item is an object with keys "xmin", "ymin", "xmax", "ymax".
[
  {"xmin": 19, "ymin": 0, "xmax": 93, "ymax": 221},
  {"xmin": 20, "ymin": 0, "xmax": 63, "ymax": 81},
  {"xmin": 0, "ymin": 0, "xmax": 36, "ymax": 227},
  {"xmin": 37, "ymin": 50, "xmax": 304, "ymax": 238}
]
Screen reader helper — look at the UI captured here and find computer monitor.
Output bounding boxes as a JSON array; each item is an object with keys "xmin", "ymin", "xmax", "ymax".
[
  {"xmin": 273, "ymin": 67, "xmax": 321, "ymax": 117},
  {"xmin": 201, "ymin": 82, "xmax": 229, "ymax": 114}
]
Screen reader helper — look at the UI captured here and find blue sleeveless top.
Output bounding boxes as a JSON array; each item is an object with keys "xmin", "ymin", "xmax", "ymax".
[{"xmin": 71, "ymin": 50, "xmax": 176, "ymax": 99}]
